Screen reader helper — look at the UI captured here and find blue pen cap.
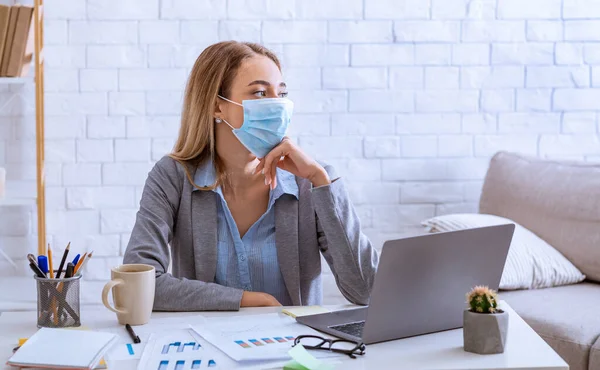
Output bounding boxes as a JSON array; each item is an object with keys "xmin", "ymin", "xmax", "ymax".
[
  {"xmin": 37, "ymin": 255, "xmax": 48, "ymax": 275},
  {"xmin": 72, "ymin": 253, "xmax": 81, "ymax": 266}
]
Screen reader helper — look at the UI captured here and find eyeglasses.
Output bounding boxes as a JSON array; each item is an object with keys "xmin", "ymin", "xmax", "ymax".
[{"xmin": 293, "ymin": 335, "xmax": 366, "ymax": 359}]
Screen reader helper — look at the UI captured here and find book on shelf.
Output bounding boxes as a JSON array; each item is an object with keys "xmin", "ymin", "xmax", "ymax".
[
  {"xmin": 0, "ymin": 5, "xmax": 11, "ymax": 69},
  {"xmin": 6, "ymin": 5, "xmax": 33, "ymax": 77},
  {"xmin": 0, "ymin": 4, "xmax": 19, "ymax": 76},
  {"xmin": 0, "ymin": 4, "xmax": 34, "ymax": 78}
]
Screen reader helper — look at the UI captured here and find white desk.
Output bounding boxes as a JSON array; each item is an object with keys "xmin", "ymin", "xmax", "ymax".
[{"xmin": 0, "ymin": 302, "xmax": 568, "ymax": 370}]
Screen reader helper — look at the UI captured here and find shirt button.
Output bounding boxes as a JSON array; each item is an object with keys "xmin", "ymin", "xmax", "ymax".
[
  {"xmin": 240, "ymin": 255, "xmax": 246, "ymax": 261},
  {"xmin": 245, "ymin": 286, "xmax": 252, "ymax": 291}
]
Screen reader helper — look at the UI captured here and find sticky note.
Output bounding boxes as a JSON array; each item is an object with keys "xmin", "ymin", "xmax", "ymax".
[
  {"xmin": 284, "ymin": 360, "xmax": 309, "ymax": 370},
  {"xmin": 281, "ymin": 306, "xmax": 331, "ymax": 318},
  {"xmin": 285, "ymin": 344, "xmax": 335, "ymax": 370}
]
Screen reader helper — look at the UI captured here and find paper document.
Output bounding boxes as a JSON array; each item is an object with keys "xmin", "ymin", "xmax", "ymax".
[
  {"xmin": 192, "ymin": 313, "xmax": 341, "ymax": 362},
  {"xmin": 7, "ymin": 327, "xmax": 118, "ymax": 370},
  {"xmin": 138, "ymin": 328, "xmax": 285, "ymax": 370},
  {"xmin": 138, "ymin": 328, "xmax": 222, "ymax": 370}
]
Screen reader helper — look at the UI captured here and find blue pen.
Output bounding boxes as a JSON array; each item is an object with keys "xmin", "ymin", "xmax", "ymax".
[
  {"xmin": 71, "ymin": 254, "xmax": 81, "ymax": 267},
  {"xmin": 37, "ymin": 255, "xmax": 48, "ymax": 277}
]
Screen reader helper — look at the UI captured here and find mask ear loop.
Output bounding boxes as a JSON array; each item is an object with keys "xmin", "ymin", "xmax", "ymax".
[
  {"xmin": 216, "ymin": 95, "xmax": 242, "ymax": 130},
  {"xmin": 220, "ymin": 118, "xmax": 236, "ymax": 130},
  {"xmin": 217, "ymin": 95, "xmax": 243, "ymax": 107}
]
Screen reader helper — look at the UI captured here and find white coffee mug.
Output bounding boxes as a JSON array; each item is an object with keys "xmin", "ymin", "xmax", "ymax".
[{"xmin": 102, "ymin": 264, "xmax": 155, "ymax": 326}]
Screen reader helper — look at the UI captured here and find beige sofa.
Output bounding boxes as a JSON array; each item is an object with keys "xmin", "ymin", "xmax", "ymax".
[{"xmin": 480, "ymin": 151, "xmax": 600, "ymax": 370}]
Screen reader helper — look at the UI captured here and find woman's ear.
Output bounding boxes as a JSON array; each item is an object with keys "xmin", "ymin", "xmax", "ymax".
[{"xmin": 214, "ymin": 98, "xmax": 225, "ymax": 121}]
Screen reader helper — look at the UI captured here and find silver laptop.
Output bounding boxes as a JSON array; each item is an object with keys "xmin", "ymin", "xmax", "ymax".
[{"xmin": 297, "ymin": 224, "xmax": 515, "ymax": 344}]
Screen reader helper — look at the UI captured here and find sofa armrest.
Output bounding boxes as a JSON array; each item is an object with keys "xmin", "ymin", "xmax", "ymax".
[{"xmin": 479, "ymin": 151, "xmax": 600, "ymax": 282}]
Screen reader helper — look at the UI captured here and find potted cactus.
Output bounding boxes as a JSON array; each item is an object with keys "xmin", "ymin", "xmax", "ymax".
[{"xmin": 463, "ymin": 286, "xmax": 508, "ymax": 354}]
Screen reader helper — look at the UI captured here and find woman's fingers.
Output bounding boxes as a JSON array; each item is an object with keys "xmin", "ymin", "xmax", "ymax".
[
  {"xmin": 263, "ymin": 157, "xmax": 274, "ymax": 187},
  {"xmin": 254, "ymin": 160, "xmax": 265, "ymax": 175},
  {"xmin": 265, "ymin": 155, "xmax": 279, "ymax": 189},
  {"xmin": 270, "ymin": 157, "xmax": 281, "ymax": 189},
  {"xmin": 262, "ymin": 141, "xmax": 290, "ymax": 187},
  {"xmin": 277, "ymin": 156, "xmax": 289, "ymax": 171}
]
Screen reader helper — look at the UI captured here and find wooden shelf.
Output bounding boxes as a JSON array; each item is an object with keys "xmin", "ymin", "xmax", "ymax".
[
  {"xmin": 0, "ymin": 197, "xmax": 37, "ymax": 206},
  {"xmin": 0, "ymin": 0, "xmax": 46, "ymax": 256},
  {"xmin": 0, "ymin": 77, "xmax": 32, "ymax": 84}
]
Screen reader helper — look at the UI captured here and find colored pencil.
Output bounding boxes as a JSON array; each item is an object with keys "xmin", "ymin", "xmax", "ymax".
[
  {"xmin": 73, "ymin": 252, "xmax": 87, "ymax": 274},
  {"xmin": 76, "ymin": 250, "xmax": 92, "ymax": 276},
  {"xmin": 48, "ymin": 244, "xmax": 55, "ymax": 279}
]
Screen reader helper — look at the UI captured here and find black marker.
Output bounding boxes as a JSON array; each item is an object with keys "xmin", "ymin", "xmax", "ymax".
[
  {"xmin": 126, "ymin": 324, "xmax": 141, "ymax": 343},
  {"xmin": 65, "ymin": 262, "xmax": 75, "ymax": 278},
  {"xmin": 28, "ymin": 261, "xmax": 46, "ymax": 278}
]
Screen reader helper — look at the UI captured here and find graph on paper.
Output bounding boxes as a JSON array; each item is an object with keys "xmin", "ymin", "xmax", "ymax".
[
  {"xmin": 192, "ymin": 313, "xmax": 342, "ymax": 362},
  {"xmin": 234, "ymin": 336, "xmax": 296, "ymax": 349},
  {"xmin": 161, "ymin": 341, "xmax": 202, "ymax": 354},
  {"xmin": 138, "ymin": 329, "xmax": 219, "ymax": 370},
  {"xmin": 156, "ymin": 359, "xmax": 216, "ymax": 370}
]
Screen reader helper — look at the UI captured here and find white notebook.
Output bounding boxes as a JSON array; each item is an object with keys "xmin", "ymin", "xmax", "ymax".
[{"xmin": 7, "ymin": 327, "xmax": 118, "ymax": 370}]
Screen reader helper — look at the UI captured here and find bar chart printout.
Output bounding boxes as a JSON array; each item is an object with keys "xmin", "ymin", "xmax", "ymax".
[
  {"xmin": 192, "ymin": 313, "xmax": 342, "ymax": 362},
  {"xmin": 138, "ymin": 329, "xmax": 218, "ymax": 370}
]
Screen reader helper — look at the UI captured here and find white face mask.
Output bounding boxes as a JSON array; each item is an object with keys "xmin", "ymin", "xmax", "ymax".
[{"xmin": 217, "ymin": 95, "xmax": 294, "ymax": 158}]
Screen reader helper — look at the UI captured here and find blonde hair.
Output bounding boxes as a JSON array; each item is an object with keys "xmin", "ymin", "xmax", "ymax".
[{"xmin": 169, "ymin": 41, "xmax": 282, "ymax": 190}]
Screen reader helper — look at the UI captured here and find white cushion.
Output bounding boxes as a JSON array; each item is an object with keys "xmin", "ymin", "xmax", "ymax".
[{"xmin": 421, "ymin": 213, "xmax": 586, "ymax": 290}]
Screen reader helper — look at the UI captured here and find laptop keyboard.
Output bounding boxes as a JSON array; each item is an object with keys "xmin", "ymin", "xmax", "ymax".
[{"xmin": 329, "ymin": 321, "xmax": 365, "ymax": 338}]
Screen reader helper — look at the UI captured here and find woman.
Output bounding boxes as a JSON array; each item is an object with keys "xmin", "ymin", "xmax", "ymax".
[{"xmin": 123, "ymin": 41, "xmax": 379, "ymax": 311}]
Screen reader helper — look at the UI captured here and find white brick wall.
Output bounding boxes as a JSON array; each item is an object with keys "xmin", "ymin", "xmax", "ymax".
[
  {"xmin": 2, "ymin": 0, "xmax": 600, "ymax": 280},
  {"xmin": 329, "ymin": 21, "xmax": 392, "ymax": 43},
  {"xmin": 497, "ymin": 0, "xmax": 562, "ymax": 19},
  {"xmin": 527, "ymin": 21, "xmax": 563, "ymax": 42},
  {"xmin": 394, "ymin": 21, "xmax": 460, "ymax": 43},
  {"xmin": 352, "ymin": 45, "xmax": 413, "ymax": 66},
  {"xmin": 69, "ymin": 21, "xmax": 139, "ymax": 44}
]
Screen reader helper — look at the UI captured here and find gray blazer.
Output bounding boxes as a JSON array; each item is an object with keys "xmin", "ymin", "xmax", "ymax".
[{"xmin": 123, "ymin": 156, "xmax": 379, "ymax": 311}]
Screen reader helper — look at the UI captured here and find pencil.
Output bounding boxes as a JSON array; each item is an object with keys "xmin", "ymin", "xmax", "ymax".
[
  {"xmin": 48, "ymin": 244, "xmax": 55, "ymax": 279},
  {"xmin": 55, "ymin": 242, "xmax": 70, "ymax": 279},
  {"xmin": 76, "ymin": 250, "xmax": 92, "ymax": 276},
  {"xmin": 47, "ymin": 244, "xmax": 57, "ymax": 323},
  {"xmin": 73, "ymin": 252, "xmax": 87, "ymax": 274}
]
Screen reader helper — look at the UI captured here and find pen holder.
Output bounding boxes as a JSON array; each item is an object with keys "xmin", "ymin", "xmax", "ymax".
[{"xmin": 35, "ymin": 274, "xmax": 81, "ymax": 328}]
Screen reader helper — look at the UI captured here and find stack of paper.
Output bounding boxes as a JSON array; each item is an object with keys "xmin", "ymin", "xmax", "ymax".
[{"xmin": 7, "ymin": 327, "xmax": 118, "ymax": 370}]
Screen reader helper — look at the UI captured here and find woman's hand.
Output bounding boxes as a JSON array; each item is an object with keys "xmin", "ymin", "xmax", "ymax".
[
  {"xmin": 240, "ymin": 291, "xmax": 282, "ymax": 307},
  {"xmin": 255, "ymin": 138, "xmax": 331, "ymax": 189}
]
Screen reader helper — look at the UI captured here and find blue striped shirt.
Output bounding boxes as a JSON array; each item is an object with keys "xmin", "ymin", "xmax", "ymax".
[{"xmin": 194, "ymin": 161, "xmax": 298, "ymax": 306}]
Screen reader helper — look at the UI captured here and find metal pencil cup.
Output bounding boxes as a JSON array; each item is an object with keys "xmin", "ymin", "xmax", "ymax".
[{"xmin": 35, "ymin": 274, "xmax": 81, "ymax": 328}]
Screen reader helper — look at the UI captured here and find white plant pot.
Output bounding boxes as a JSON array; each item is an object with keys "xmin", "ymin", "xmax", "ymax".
[{"xmin": 463, "ymin": 309, "xmax": 508, "ymax": 354}]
